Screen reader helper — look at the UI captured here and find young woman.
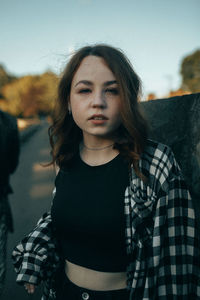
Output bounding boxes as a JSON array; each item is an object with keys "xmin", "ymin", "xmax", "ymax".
[{"xmin": 12, "ymin": 44, "xmax": 200, "ymax": 300}]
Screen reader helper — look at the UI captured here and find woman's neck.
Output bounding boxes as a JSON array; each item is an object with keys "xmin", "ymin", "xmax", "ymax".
[{"xmin": 79, "ymin": 141, "xmax": 119, "ymax": 166}]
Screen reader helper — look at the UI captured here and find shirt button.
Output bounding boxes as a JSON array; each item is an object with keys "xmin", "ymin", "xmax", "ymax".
[{"xmin": 82, "ymin": 292, "xmax": 89, "ymax": 300}]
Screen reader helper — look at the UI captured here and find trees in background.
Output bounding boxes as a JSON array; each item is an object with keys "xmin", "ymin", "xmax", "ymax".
[
  {"xmin": 180, "ymin": 49, "xmax": 200, "ymax": 93},
  {"xmin": 0, "ymin": 64, "xmax": 16, "ymax": 97},
  {"xmin": 147, "ymin": 93, "xmax": 157, "ymax": 101},
  {"xmin": 146, "ymin": 49, "xmax": 200, "ymax": 100},
  {"xmin": 0, "ymin": 68, "xmax": 58, "ymax": 117},
  {"xmin": 38, "ymin": 71, "xmax": 58, "ymax": 115}
]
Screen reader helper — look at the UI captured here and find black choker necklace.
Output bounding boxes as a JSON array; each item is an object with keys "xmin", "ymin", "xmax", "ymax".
[{"xmin": 81, "ymin": 142, "xmax": 114, "ymax": 151}]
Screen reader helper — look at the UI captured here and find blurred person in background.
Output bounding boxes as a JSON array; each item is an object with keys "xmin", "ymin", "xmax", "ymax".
[{"xmin": 0, "ymin": 110, "xmax": 20, "ymax": 296}]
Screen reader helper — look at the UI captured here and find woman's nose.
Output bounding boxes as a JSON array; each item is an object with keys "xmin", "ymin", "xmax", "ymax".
[{"xmin": 91, "ymin": 92, "xmax": 106, "ymax": 107}]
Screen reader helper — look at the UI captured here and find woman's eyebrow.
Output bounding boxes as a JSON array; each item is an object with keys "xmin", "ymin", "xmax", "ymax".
[
  {"xmin": 75, "ymin": 80, "xmax": 117, "ymax": 87},
  {"xmin": 75, "ymin": 80, "xmax": 92, "ymax": 87},
  {"xmin": 104, "ymin": 80, "xmax": 117, "ymax": 87}
]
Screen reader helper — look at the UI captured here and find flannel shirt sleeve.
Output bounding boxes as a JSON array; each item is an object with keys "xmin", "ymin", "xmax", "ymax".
[
  {"xmin": 11, "ymin": 211, "xmax": 56, "ymax": 286},
  {"xmin": 156, "ymin": 148, "xmax": 200, "ymax": 298}
]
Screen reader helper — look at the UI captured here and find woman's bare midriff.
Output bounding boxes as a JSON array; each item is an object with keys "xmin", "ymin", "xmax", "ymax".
[{"xmin": 65, "ymin": 260, "xmax": 127, "ymax": 291}]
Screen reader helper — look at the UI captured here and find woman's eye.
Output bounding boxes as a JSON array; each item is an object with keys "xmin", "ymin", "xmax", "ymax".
[
  {"xmin": 78, "ymin": 89, "xmax": 91, "ymax": 94},
  {"xmin": 105, "ymin": 88, "xmax": 119, "ymax": 95}
]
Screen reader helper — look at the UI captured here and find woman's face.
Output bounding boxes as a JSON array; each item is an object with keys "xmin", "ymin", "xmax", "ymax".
[{"xmin": 69, "ymin": 55, "xmax": 122, "ymax": 143}]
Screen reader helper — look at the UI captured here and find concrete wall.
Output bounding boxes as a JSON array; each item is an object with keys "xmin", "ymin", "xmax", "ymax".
[{"xmin": 140, "ymin": 93, "xmax": 200, "ymax": 223}]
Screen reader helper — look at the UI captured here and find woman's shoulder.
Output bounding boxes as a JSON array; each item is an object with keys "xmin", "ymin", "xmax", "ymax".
[
  {"xmin": 139, "ymin": 139, "xmax": 176, "ymax": 186},
  {"xmin": 143, "ymin": 138, "xmax": 172, "ymax": 157},
  {"xmin": 141, "ymin": 138, "xmax": 174, "ymax": 165}
]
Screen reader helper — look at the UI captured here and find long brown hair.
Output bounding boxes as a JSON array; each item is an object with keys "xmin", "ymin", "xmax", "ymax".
[{"xmin": 48, "ymin": 44, "xmax": 149, "ymax": 180}]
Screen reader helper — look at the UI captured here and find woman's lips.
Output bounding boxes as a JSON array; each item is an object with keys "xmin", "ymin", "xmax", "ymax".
[
  {"xmin": 88, "ymin": 114, "xmax": 108, "ymax": 120},
  {"xmin": 89, "ymin": 119, "xmax": 108, "ymax": 125}
]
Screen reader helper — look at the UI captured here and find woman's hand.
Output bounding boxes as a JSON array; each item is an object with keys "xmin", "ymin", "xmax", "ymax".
[{"xmin": 24, "ymin": 283, "xmax": 35, "ymax": 294}]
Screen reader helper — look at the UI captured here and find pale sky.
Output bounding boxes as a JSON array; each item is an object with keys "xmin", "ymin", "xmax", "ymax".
[{"xmin": 0, "ymin": 0, "xmax": 199, "ymax": 99}]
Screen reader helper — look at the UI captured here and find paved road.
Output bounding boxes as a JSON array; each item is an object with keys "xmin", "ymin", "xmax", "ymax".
[{"xmin": 1, "ymin": 122, "xmax": 55, "ymax": 300}]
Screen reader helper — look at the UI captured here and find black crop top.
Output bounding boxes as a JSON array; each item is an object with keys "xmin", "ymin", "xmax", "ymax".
[{"xmin": 51, "ymin": 151, "xmax": 130, "ymax": 272}]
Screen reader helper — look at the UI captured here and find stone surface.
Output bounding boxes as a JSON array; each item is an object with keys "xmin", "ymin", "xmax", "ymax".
[{"xmin": 140, "ymin": 93, "xmax": 200, "ymax": 225}]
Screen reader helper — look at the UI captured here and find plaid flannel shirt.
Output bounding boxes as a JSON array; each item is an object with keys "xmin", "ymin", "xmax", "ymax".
[{"xmin": 12, "ymin": 139, "xmax": 200, "ymax": 299}]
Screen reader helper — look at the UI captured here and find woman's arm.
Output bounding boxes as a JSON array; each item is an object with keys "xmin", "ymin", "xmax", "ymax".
[
  {"xmin": 131, "ymin": 143, "xmax": 200, "ymax": 298},
  {"xmin": 157, "ymin": 149, "xmax": 200, "ymax": 297},
  {"xmin": 12, "ymin": 211, "xmax": 60, "ymax": 288}
]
